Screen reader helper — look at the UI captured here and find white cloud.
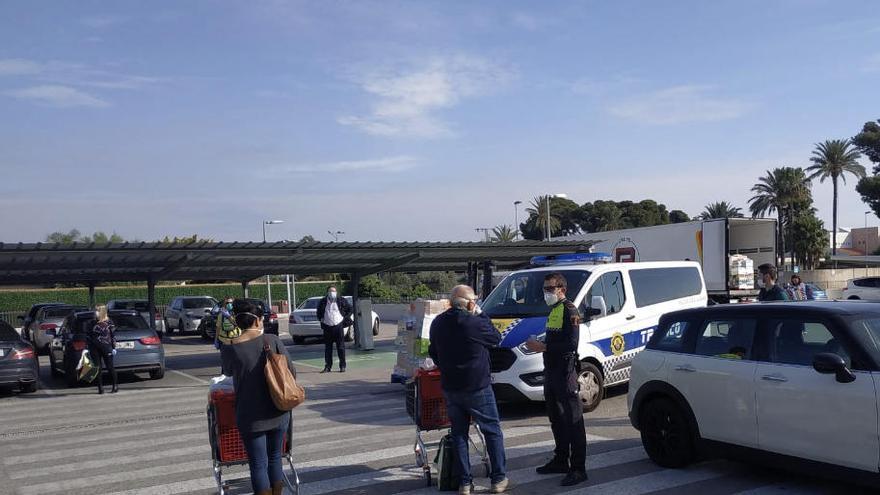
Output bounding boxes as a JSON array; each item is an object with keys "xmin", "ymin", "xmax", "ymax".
[
  {"xmin": 339, "ymin": 55, "xmax": 514, "ymax": 138},
  {"xmin": 4, "ymin": 85, "xmax": 109, "ymax": 108},
  {"xmin": 80, "ymin": 15, "xmax": 129, "ymax": 28},
  {"xmin": 608, "ymin": 85, "xmax": 753, "ymax": 125},
  {"xmin": 0, "ymin": 59, "xmax": 43, "ymax": 76},
  {"xmin": 270, "ymin": 155, "xmax": 419, "ymax": 175},
  {"xmin": 0, "ymin": 58, "xmax": 165, "ymax": 92}
]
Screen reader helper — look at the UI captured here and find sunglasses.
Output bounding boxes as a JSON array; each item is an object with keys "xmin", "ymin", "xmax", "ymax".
[{"xmin": 543, "ymin": 285, "xmax": 561, "ymax": 293}]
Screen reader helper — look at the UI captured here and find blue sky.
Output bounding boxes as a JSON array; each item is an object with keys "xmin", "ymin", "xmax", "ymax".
[{"xmin": 1, "ymin": 0, "xmax": 878, "ymax": 243}]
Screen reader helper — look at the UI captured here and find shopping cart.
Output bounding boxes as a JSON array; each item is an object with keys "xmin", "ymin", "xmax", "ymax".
[
  {"xmin": 207, "ymin": 386, "xmax": 300, "ymax": 495},
  {"xmin": 407, "ymin": 368, "xmax": 488, "ymax": 487}
]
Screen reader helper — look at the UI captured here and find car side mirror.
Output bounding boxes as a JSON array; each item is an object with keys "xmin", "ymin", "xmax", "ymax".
[
  {"xmin": 588, "ymin": 296, "xmax": 608, "ymax": 319},
  {"xmin": 813, "ymin": 352, "xmax": 855, "ymax": 383}
]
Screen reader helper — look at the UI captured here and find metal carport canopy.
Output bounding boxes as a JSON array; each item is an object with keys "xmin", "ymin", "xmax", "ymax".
[{"xmin": 0, "ymin": 240, "xmax": 596, "ymax": 285}]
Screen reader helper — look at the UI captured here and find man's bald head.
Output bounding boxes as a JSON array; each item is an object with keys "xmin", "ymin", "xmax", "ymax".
[{"xmin": 451, "ymin": 285, "xmax": 477, "ymax": 311}]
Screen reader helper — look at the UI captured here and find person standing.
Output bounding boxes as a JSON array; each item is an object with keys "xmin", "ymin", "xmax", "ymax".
[
  {"xmin": 428, "ymin": 285, "xmax": 509, "ymax": 495},
  {"xmin": 220, "ymin": 299, "xmax": 297, "ymax": 495},
  {"xmin": 316, "ymin": 285, "xmax": 351, "ymax": 373},
  {"xmin": 786, "ymin": 274, "xmax": 811, "ymax": 301},
  {"xmin": 525, "ymin": 272, "xmax": 588, "ymax": 487},
  {"xmin": 757, "ymin": 264, "xmax": 790, "ymax": 301},
  {"xmin": 213, "ymin": 296, "xmax": 241, "ymax": 350},
  {"xmin": 88, "ymin": 305, "xmax": 118, "ymax": 394}
]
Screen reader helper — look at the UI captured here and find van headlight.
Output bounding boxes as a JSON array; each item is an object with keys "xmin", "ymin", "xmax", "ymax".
[{"xmin": 517, "ymin": 333, "xmax": 546, "ymax": 355}]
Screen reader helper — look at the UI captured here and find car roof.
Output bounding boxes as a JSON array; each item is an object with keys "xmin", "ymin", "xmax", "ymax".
[
  {"xmin": 509, "ymin": 260, "xmax": 702, "ymax": 275},
  {"xmin": 664, "ymin": 301, "xmax": 880, "ymax": 321}
]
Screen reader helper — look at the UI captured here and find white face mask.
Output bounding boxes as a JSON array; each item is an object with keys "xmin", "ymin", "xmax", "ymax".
[
  {"xmin": 328, "ymin": 291, "xmax": 337, "ymax": 299},
  {"xmin": 544, "ymin": 292, "xmax": 559, "ymax": 306},
  {"xmin": 756, "ymin": 278, "xmax": 766, "ymax": 289}
]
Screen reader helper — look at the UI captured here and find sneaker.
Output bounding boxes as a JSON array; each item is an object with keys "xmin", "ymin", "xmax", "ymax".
[
  {"xmin": 339, "ymin": 367, "xmax": 346, "ymax": 373},
  {"xmin": 458, "ymin": 482, "xmax": 474, "ymax": 495},
  {"xmin": 536, "ymin": 458, "xmax": 569, "ymax": 475},
  {"xmin": 560, "ymin": 470, "xmax": 588, "ymax": 487},
  {"xmin": 490, "ymin": 478, "xmax": 510, "ymax": 493},
  {"xmin": 320, "ymin": 367, "xmax": 331, "ymax": 374}
]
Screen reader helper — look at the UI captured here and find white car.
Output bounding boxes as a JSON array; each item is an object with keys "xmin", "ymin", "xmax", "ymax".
[
  {"xmin": 628, "ymin": 301, "xmax": 880, "ymax": 478},
  {"xmin": 288, "ymin": 296, "xmax": 380, "ymax": 345},
  {"xmin": 164, "ymin": 296, "xmax": 217, "ymax": 334},
  {"xmin": 842, "ymin": 277, "xmax": 880, "ymax": 301}
]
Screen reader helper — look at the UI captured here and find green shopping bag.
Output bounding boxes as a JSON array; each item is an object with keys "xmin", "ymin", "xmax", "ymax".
[{"xmin": 77, "ymin": 350, "xmax": 100, "ymax": 383}]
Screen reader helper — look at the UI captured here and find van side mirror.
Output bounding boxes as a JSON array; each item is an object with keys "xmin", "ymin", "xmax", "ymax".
[
  {"xmin": 813, "ymin": 352, "xmax": 855, "ymax": 383},
  {"xmin": 588, "ymin": 296, "xmax": 608, "ymax": 319}
]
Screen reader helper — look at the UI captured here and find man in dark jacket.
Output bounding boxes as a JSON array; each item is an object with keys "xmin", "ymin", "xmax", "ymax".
[
  {"xmin": 524, "ymin": 272, "xmax": 588, "ymax": 487},
  {"xmin": 429, "ymin": 285, "xmax": 509, "ymax": 495},
  {"xmin": 757, "ymin": 264, "xmax": 789, "ymax": 301},
  {"xmin": 316, "ymin": 285, "xmax": 352, "ymax": 373}
]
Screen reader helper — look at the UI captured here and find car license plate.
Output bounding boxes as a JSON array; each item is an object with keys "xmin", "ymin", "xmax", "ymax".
[{"xmin": 116, "ymin": 342, "xmax": 135, "ymax": 350}]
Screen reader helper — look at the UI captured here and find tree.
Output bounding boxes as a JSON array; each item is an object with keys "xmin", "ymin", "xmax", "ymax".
[
  {"xmin": 577, "ymin": 200, "xmax": 624, "ymax": 232},
  {"xmin": 490, "ymin": 225, "xmax": 517, "ymax": 242},
  {"xmin": 299, "ymin": 235, "xmax": 317, "ymax": 243},
  {"xmin": 90, "ymin": 231, "xmax": 125, "ymax": 244},
  {"xmin": 160, "ymin": 234, "xmax": 214, "ymax": 243},
  {"xmin": 699, "ymin": 201, "xmax": 744, "ymax": 220},
  {"xmin": 669, "ymin": 210, "xmax": 691, "ymax": 223},
  {"xmin": 46, "ymin": 229, "xmax": 84, "ymax": 243},
  {"xmin": 522, "ymin": 195, "xmax": 580, "ymax": 240},
  {"xmin": 749, "ymin": 167, "xmax": 812, "ymax": 267},
  {"xmin": 788, "ymin": 211, "xmax": 828, "ymax": 269},
  {"xmin": 805, "ymin": 139, "xmax": 865, "ymax": 256},
  {"xmin": 854, "ymin": 120, "xmax": 880, "ymax": 219}
]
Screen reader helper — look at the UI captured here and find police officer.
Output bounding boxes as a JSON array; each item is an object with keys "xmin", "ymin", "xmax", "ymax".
[
  {"xmin": 213, "ymin": 296, "xmax": 241, "ymax": 350},
  {"xmin": 525, "ymin": 272, "xmax": 588, "ymax": 487}
]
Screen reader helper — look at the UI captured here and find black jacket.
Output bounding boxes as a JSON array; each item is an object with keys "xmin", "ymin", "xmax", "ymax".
[
  {"xmin": 428, "ymin": 308, "xmax": 501, "ymax": 392},
  {"xmin": 316, "ymin": 296, "xmax": 352, "ymax": 326}
]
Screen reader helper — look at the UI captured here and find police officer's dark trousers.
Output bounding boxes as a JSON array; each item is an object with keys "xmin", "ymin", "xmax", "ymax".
[{"xmin": 544, "ymin": 353, "xmax": 586, "ymax": 471}]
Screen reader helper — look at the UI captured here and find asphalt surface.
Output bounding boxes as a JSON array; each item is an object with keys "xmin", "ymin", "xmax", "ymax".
[{"xmin": 0, "ymin": 323, "xmax": 870, "ymax": 494}]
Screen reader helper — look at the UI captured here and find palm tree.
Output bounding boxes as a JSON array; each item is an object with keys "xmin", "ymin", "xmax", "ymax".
[
  {"xmin": 491, "ymin": 225, "xmax": 517, "ymax": 242},
  {"xmin": 805, "ymin": 139, "xmax": 865, "ymax": 256},
  {"xmin": 749, "ymin": 167, "xmax": 812, "ymax": 267},
  {"xmin": 526, "ymin": 196, "xmax": 560, "ymax": 239},
  {"xmin": 699, "ymin": 201, "xmax": 744, "ymax": 220}
]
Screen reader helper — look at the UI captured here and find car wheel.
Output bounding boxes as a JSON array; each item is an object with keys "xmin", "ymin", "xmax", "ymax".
[
  {"xmin": 178, "ymin": 319, "xmax": 185, "ymax": 334},
  {"xmin": 292, "ymin": 336, "xmax": 305, "ymax": 345},
  {"xmin": 164, "ymin": 319, "xmax": 173, "ymax": 334},
  {"xmin": 65, "ymin": 359, "xmax": 79, "ymax": 388},
  {"xmin": 49, "ymin": 352, "xmax": 61, "ymax": 377},
  {"xmin": 639, "ymin": 397, "xmax": 696, "ymax": 468},
  {"xmin": 200, "ymin": 324, "xmax": 210, "ymax": 340},
  {"xmin": 20, "ymin": 380, "xmax": 38, "ymax": 393},
  {"xmin": 344, "ymin": 328, "xmax": 354, "ymax": 342},
  {"xmin": 372, "ymin": 319, "xmax": 380, "ymax": 336},
  {"xmin": 149, "ymin": 366, "xmax": 165, "ymax": 380},
  {"xmin": 577, "ymin": 361, "xmax": 603, "ymax": 413},
  {"xmin": 848, "ymin": 296, "xmax": 861, "ymax": 300}
]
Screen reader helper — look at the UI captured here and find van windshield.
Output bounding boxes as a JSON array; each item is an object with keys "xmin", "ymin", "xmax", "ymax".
[{"xmin": 482, "ymin": 270, "xmax": 591, "ymax": 319}]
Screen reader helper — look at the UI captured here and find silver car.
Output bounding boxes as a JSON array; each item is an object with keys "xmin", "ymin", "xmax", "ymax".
[
  {"xmin": 30, "ymin": 305, "xmax": 87, "ymax": 354},
  {"xmin": 164, "ymin": 296, "xmax": 217, "ymax": 334},
  {"xmin": 288, "ymin": 296, "xmax": 379, "ymax": 345},
  {"xmin": 107, "ymin": 299, "xmax": 166, "ymax": 334}
]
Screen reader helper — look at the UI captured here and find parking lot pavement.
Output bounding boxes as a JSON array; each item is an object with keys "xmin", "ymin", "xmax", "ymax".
[{"xmin": 0, "ymin": 323, "xmax": 864, "ymax": 494}]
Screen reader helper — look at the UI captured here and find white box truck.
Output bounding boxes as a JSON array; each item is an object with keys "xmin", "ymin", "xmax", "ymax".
[{"xmin": 563, "ymin": 218, "xmax": 777, "ymax": 302}]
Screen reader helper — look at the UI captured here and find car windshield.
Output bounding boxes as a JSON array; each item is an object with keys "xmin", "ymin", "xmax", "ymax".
[
  {"xmin": 482, "ymin": 269, "xmax": 591, "ymax": 319},
  {"xmin": 44, "ymin": 307, "xmax": 82, "ymax": 318},
  {"xmin": 299, "ymin": 298, "xmax": 321, "ymax": 310},
  {"xmin": 182, "ymin": 298, "xmax": 216, "ymax": 309},
  {"xmin": 111, "ymin": 315, "xmax": 150, "ymax": 330}
]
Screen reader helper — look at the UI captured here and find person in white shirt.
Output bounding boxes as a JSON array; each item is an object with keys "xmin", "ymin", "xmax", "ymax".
[{"xmin": 316, "ymin": 285, "xmax": 352, "ymax": 373}]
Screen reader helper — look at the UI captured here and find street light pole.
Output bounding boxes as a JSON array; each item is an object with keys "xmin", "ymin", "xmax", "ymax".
[
  {"xmin": 514, "ymin": 200, "xmax": 522, "ymax": 240},
  {"xmin": 545, "ymin": 193, "xmax": 567, "ymax": 241},
  {"xmin": 263, "ymin": 220, "xmax": 284, "ymax": 308},
  {"xmin": 866, "ymin": 211, "xmax": 871, "ymax": 276}
]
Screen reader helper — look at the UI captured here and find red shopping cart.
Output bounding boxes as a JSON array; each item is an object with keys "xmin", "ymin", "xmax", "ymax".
[
  {"xmin": 407, "ymin": 368, "xmax": 488, "ymax": 486},
  {"xmin": 207, "ymin": 386, "xmax": 300, "ymax": 495}
]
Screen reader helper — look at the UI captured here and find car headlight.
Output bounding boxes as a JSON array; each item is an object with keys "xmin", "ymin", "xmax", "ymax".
[{"xmin": 517, "ymin": 332, "xmax": 546, "ymax": 355}]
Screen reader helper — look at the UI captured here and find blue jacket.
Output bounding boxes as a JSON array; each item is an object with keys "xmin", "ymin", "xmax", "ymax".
[{"xmin": 428, "ymin": 308, "xmax": 501, "ymax": 392}]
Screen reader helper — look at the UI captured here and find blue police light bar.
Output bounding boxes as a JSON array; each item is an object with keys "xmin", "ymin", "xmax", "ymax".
[{"xmin": 530, "ymin": 253, "xmax": 613, "ymax": 266}]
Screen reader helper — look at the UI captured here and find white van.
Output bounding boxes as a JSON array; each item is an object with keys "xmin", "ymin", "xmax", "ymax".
[{"xmin": 482, "ymin": 255, "xmax": 707, "ymax": 412}]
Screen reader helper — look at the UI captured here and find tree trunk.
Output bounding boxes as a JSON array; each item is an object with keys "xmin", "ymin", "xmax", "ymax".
[
  {"xmin": 777, "ymin": 210, "xmax": 784, "ymax": 268},
  {"xmin": 833, "ymin": 178, "xmax": 838, "ymax": 257}
]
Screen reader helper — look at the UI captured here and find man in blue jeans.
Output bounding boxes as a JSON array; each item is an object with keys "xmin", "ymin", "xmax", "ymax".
[{"xmin": 429, "ymin": 285, "xmax": 509, "ymax": 495}]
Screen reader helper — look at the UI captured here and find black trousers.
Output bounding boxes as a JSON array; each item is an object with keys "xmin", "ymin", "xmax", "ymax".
[
  {"xmin": 90, "ymin": 345, "xmax": 117, "ymax": 393},
  {"xmin": 321, "ymin": 323, "xmax": 346, "ymax": 369},
  {"xmin": 543, "ymin": 357, "xmax": 587, "ymax": 472}
]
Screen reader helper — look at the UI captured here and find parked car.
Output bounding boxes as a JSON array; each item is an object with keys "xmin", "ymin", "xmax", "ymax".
[
  {"xmin": 806, "ymin": 283, "xmax": 828, "ymax": 301},
  {"xmin": 50, "ymin": 310, "xmax": 165, "ymax": 386},
  {"xmin": 288, "ymin": 296, "xmax": 380, "ymax": 345},
  {"xmin": 200, "ymin": 298, "xmax": 279, "ymax": 340},
  {"xmin": 164, "ymin": 296, "xmax": 218, "ymax": 334},
  {"xmin": 107, "ymin": 299, "xmax": 166, "ymax": 334},
  {"xmin": 0, "ymin": 319, "xmax": 39, "ymax": 393},
  {"xmin": 29, "ymin": 304, "xmax": 88, "ymax": 354},
  {"xmin": 842, "ymin": 277, "xmax": 880, "ymax": 301},
  {"xmin": 18, "ymin": 302, "xmax": 64, "ymax": 344},
  {"xmin": 628, "ymin": 301, "xmax": 880, "ymax": 481}
]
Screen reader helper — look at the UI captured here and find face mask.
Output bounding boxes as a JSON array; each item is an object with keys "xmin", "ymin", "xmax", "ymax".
[
  {"xmin": 756, "ymin": 278, "xmax": 766, "ymax": 289},
  {"xmin": 328, "ymin": 291, "xmax": 337, "ymax": 299},
  {"xmin": 544, "ymin": 292, "xmax": 559, "ymax": 306},
  {"xmin": 226, "ymin": 303, "xmax": 233, "ymax": 311}
]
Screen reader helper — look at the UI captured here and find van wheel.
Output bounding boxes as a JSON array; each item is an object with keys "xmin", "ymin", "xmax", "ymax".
[
  {"xmin": 578, "ymin": 361, "xmax": 603, "ymax": 412},
  {"xmin": 639, "ymin": 397, "xmax": 695, "ymax": 468}
]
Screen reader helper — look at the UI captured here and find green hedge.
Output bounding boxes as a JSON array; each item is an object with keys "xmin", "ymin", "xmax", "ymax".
[{"xmin": 0, "ymin": 282, "xmax": 347, "ymax": 312}]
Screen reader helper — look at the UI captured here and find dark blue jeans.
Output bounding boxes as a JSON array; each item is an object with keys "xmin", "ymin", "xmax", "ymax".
[
  {"xmin": 443, "ymin": 386, "xmax": 507, "ymax": 486},
  {"xmin": 241, "ymin": 416, "xmax": 289, "ymax": 493}
]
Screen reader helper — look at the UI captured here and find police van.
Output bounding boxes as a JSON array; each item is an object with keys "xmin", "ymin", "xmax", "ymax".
[{"xmin": 483, "ymin": 254, "xmax": 707, "ymax": 412}]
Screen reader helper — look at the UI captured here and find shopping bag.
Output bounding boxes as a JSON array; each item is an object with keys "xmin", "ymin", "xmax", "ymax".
[
  {"xmin": 76, "ymin": 350, "xmax": 99, "ymax": 383},
  {"xmin": 434, "ymin": 433, "xmax": 461, "ymax": 491}
]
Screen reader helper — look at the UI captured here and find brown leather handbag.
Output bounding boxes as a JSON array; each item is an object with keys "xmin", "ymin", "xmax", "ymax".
[{"xmin": 263, "ymin": 337, "xmax": 305, "ymax": 410}]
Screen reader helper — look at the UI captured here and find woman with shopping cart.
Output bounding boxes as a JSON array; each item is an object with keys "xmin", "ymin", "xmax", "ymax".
[{"xmin": 220, "ymin": 299, "xmax": 297, "ymax": 495}]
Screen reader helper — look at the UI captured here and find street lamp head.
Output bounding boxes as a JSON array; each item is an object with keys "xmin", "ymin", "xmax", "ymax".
[
  {"xmin": 514, "ymin": 200, "xmax": 522, "ymax": 205},
  {"xmin": 552, "ymin": 193, "xmax": 568, "ymax": 199},
  {"xmin": 264, "ymin": 220, "xmax": 284, "ymax": 225}
]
